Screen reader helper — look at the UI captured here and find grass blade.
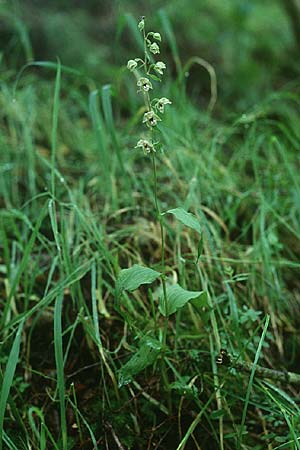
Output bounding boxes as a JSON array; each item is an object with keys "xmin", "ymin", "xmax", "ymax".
[
  {"xmin": 237, "ymin": 315, "xmax": 270, "ymax": 449},
  {"xmin": 0, "ymin": 319, "xmax": 25, "ymax": 450},
  {"xmin": 51, "ymin": 60, "xmax": 61, "ymax": 198},
  {"xmin": 158, "ymin": 9, "xmax": 182, "ymax": 74},
  {"xmin": 101, "ymin": 84, "xmax": 124, "ymax": 171},
  {"xmin": 89, "ymin": 89, "xmax": 108, "ymax": 160},
  {"xmin": 54, "ymin": 293, "xmax": 67, "ymax": 450},
  {"xmin": 28, "ymin": 406, "xmax": 59, "ymax": 450},
  {"xmin": 13, "ymin": 61, "xmax": 87, "ymax": 99},
  {"xmin": 2, "ymin": 431, "xmax": 19, "ymax": 450},
  {"xmin": 1, "ymin": 202, "xmax": 47, "ymax": 328},
  {"xmin": 4, "ymin": 259, "xmax": 93, "ymax": 331},
  {"xmin": 89, "ymin": 90, "xmax": 111, "ymax": 191},
  {"xmin": 123, "ymin": 13, "xmax": 144, "ymax": 52},
  {"xmin": 68, "ymin": 398, "xmax": 98, "ymax": 449}
]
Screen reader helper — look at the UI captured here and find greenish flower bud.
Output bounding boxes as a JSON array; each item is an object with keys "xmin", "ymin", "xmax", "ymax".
[
  {"xmin": 155, "ymin": 97, "xmax": 172, "ymax": 113},
  {"xmin": 137, "ymin": 77, "xmax": 153, "ymax": 92},
  {"xmin": 138, "ymin": 19, "xmax": 145, "ymax": 31},
  {"xmin": 135, "ymin": 139, "xmax": 155, "ymax": 154},
  {"xmin": 127, "ymin": 59, "xmax": 138, "ymax": 71},
  {"xmin": 154, "ymin": 61, "xmax": 166, "ymax": 75},
  {"xmin": 153, "ymin": 32, "xmax": 161, "ymax": 42},
  {"xmin": 149, "ymin": 43, "xmax": 160, "ymax": 54},
  {"xmin": 143, "ymin": 110, "xmax": 161, "ymax": 127}
]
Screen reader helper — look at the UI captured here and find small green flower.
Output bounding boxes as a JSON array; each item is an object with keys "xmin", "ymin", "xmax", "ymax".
[
  {"xmin": 135, "ymin": 139, "xmax": 155, "ymax": 154},
  {"xmin": 154, "ymin": 61, "xmax": 166, "ymax": 75},
  {"xmin": 156, "ymin": 97, "xmax": 172, "ymax": 113},
  {"xmin": 138, "ymin": 18, "xmax": 145, "ymax": 31},
  {"xmin": 143, "ymin": 110, "xmax": 161, "ymax": 127},
  {"xmin": 153, "ymin": 32, "xmax": 161, "ymax": 42},
  {"xmin": 137, "ymin": 77, "xmax": 153, "ymax": 92},
  {"xmin": 149, "ymin": 43, "xmax": 160, "ymax": 54},
  {"xmin": 127, "ymin": 59, "xmax": 138, "ymax": 71}
]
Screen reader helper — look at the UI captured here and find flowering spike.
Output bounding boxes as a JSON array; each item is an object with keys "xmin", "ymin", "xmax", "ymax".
[{"xmin": 127, "ymin": 18, "xmax": 172, "ymax": 156}]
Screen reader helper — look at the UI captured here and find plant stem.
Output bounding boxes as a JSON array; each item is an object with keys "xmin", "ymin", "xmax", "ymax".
[
  {"xmin": 217, "ymin": 349, "xmax": 300, "ymax": 384},
  {"xmin": 151, "ymin": 152, "xmax": 168, "ymax": 329},
  {"xmin": 151, "ymin": 152, "xmax": 171, "ymax": 410},
  {"xmin": 143, "ymin": 25, "xmax": 147, "ymax": 73}
]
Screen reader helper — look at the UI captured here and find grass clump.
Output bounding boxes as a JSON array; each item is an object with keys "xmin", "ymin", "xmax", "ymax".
[{"xmin": 1, "ymin": 10, "xmax": 300, "ymax": 450}]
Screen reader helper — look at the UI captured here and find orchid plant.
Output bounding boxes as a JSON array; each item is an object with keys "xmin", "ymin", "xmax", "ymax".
[{"xmin": 116, "ymin": 17, "xmax": 207, "ymax": 388}]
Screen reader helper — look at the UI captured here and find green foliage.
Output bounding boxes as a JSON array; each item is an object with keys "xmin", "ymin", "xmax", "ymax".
[
  {"xmin": 0, "ymin": 320, "xmax": 24, "ymax": 450},
  {"xmin": 115, "ymin": 264, "xmax": 161, "ymax": 299},
  {"xmin": 118, "ymin": 337, "xmax": 162, "ymax": 387},
  {"xmin": 159, "ymin": 284, "xmax": 207, "ymax": 316},
  {"xmin": 165, "ymin": 207, "xmax": 202, "ymax": 235}
]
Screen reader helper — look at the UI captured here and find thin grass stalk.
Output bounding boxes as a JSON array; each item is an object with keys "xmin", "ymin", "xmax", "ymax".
[
  {"xmin": 51, "ymin": 60, "xmax": 61, "ymax": 199},
  {"xmin": 237, "ymin": 315, "xmax": 270, "ymax": 449},
  {"xmin": 0, "ymin": 319, "xmax": 25, "ymax": 450},
  {"xmin": 54, "ymin": 293, "xmax": 67, "ymax": 450}
]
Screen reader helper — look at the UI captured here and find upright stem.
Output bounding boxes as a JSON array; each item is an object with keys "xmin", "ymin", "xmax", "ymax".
[
  {"xmin": 143, "ymin": 30, "xmax": 168, "ymax": 335},
  {"xmin": 138, "ymin": 17, "xmax": 170, "ymax": 408},
  {"xmin": 151, "ymin": 152, "xmax": 168, "ymax": 336},
  {"xmin": 152, "ymin": 151, "xmax": 170, "ymax": 410},
  {"xmin": 151, "ymin": 151, "xmax": 159, "ymax": 215},
  {"xmin": 143, "ymin": 26, "xmax": 148, "ymax": 72}
]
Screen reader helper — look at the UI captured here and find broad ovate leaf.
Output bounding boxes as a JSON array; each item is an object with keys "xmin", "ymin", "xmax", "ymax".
[
  {"xmin": 164, "ymin": 207, "xmax": 201, "ymax": 235},
  {"xmin": 118, "ymin": 337, "xmax": 162, "ymax": 387},
  {"xmin": 116, "ymin": 264, "xmax": 161, "ymax": 300},
  {"xmin": 159, "ymin": 284, "xmax": 207, "ymax": 316}
]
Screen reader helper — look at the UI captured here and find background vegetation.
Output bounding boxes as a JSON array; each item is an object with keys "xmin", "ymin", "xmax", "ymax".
[{"xmin": 1, "ymin": 0, "xmax": 300, "ymax": 449}]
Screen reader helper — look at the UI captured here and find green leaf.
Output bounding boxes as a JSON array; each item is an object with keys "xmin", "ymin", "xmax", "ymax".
[
  {"xmin": 196, "ymin": 236, "xmax": 204, "ymax": 263},
  {"xmin": 169, "ymin": 376, "xmax": 198, "ymax": 396},
  {"xmin": 148, "ymin": 73, "xmax": 162, "ymax": 82},
  {"xmin": 159, "ymin": 284, "xmax": 207, "ymax": 316},
  {"xmin": 116, "ymin": 265, "xmax": 161, "ymax": 300},
  {"xmin": 118, "ymin": 337, "xmax": 162, "ymax": 387},
  {"xmin": 165, "ymin": 207, "xmax": 201, "ymax": 235}
]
